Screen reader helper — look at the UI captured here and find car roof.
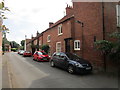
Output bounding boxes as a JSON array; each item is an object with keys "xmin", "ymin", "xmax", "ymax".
[
  {"xmin": 54, "ymin": 52, "xmax": 71, "ymax": 54},
  {"xmin": 36, "ymin": 51, "xmax": 44, "ymax": 52}
]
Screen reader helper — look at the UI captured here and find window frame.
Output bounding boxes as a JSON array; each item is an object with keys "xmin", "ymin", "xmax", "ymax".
[
  {"xmin": 56, "ymin": 42, "xmax": 61, "ymax": 52},
  {"xmin": 58, "ymin": 24, "xmax": 63, "ymax": 35},
  {"xmin": 47, "ymin": 35, "xmax": 51, "ymax": 42},
  {"xmin": 74, "ymin": 40, "xmax": 80, "ymax": 50},
  {"xmin": 116, "ymin": 4, "xmax": 120, "ymax": 27},
  {"xmin": 39, "ymin": 40, "xmax": 41, "ymax": 45}
]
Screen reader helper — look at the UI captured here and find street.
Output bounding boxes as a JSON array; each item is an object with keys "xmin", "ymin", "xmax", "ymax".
[{"xmin": 2, "ymin": 52, "xmax": 118, "ymax": 88}]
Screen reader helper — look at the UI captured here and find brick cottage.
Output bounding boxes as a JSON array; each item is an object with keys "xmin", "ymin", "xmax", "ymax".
[{"xmin": 26, "ymin": 2, "xmax": 120, "ymax": 71}]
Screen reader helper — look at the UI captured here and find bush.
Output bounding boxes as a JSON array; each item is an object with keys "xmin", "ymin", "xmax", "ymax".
[
  {"xmin": 94, "ymin": 32, "xmax": 120, "ymax": 61},
  {"xmin": 41, "ymin": 44, "xmax": 50, "ymax": 54},
  {"xmin": 11, "ymin": 48, "xmax": 17, "ymax": 52}
]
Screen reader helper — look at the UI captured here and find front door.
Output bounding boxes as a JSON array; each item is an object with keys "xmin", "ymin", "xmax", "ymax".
[{"xmin": 65, "ymin": 39, "xmax": 71, "ymax": 53}]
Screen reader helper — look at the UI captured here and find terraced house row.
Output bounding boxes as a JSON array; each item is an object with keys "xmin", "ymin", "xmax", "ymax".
[{"xmin": 26, "ymin": 2, "xmax": 120, "ymax": 71}]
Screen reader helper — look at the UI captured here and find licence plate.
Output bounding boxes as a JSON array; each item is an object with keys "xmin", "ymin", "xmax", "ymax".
[
  {"xmin": 86, "ymin": 67, "xmax": 91, "ymax": 70},
  {"xmin": 43, "ymin": 58, "xmax": 47, "ymax": 60}
]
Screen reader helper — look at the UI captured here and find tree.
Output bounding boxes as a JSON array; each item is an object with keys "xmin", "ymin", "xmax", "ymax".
[
  {"xmin": 10, "ymin": 41, "xmax": 20, "ymax": 48},
  {"xmin": 94, "ymin": 32, "xmax": 120, "ymax": 72},
  {"xmin": 19, "ymin": 46, "xmax": 24, "ymax": 50},
  {"xmin": 95, "ymin": 32, "xmax": 120, "ymax": 61},
  {"xmin": 0, "ymin": 1, "xmax": 10, "ymax": 31},
  {"xmin": 20, "ymin": 40, "xmax": 25, "ymax": 46},
  {"xmin": 2, "ymin": 37, "xmax": 9, "ymax": 51},
  {"xmin": 40, "ymin": 44, "xmax": 50, "ymax": 54},
  {"xmin": 0, "ymin": 1, "xmax": 10, "ymax": 53}
]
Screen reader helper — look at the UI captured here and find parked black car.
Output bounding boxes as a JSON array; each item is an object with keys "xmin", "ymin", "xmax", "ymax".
[{"xmin": 50, "ymin": 52, "xmax": 92, "ymax": 74}]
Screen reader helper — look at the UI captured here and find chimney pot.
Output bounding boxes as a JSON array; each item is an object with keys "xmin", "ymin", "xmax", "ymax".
[{"xmin": 49, "ymin": 22, "xmax": 54, "ymax": 27}]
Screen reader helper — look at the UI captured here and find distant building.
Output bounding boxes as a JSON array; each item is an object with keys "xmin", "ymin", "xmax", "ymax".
[
  {"xmin": 4, "ymin": 44, "xmax": 11, "ymax": 52},
  {"xmin": 26, "ymin": 2, "xmax": 120, "ymax": 71}
]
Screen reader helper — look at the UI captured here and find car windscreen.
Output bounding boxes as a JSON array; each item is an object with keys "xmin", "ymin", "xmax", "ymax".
[
  {"xmin": 38, "ymin": 52, "xmax": 47, "ymax": 55},
  {"xmin": 25, "ymin": 51, "xmax": 31, "ymax": 53},
  {"xmin": 66, "ymin": 53, "xmax": 81, "ymax": 60},
  {"xmin": 21, "ymin": 51, "xmax": 24, "ymax": 53}
]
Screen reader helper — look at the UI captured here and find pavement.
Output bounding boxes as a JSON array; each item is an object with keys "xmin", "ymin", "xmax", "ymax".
[
  {"xmin": 0, "ymin": 54, "xmax": 2, "ymax": 89},
  {"xmin": 2, "ymin": 52, "xmax": 119, "ymax": 88}
]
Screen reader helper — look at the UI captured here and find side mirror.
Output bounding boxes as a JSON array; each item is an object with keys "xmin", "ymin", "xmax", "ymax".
[{"xmin": 61, "ymin": 56, "xmax": 67, "ymax": 60}]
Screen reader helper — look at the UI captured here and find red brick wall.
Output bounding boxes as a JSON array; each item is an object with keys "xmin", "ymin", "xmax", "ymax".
[
  {"xmin": 41, "ymin": 19, "xmax": 73, "ymax": 55},
  {"xmin": 103, "ymin": 2, "xmax": 117, "ymax": 40},
  {"xmin": 73, "ymin": 2, "xmax": 117, "ymax": 69},
  {"xmin": 26, "ymin": 43, "xmax": 31, "ymax": 52},
  {"xmin": 26, "ymin": 2, "xmax": 118, "ymax": 71}
]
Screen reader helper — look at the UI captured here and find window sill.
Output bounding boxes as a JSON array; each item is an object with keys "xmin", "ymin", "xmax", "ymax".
[
  {"xmin": 58, "ymin": 33, "xmax": 63, "ymax": 36},
  {"xmin": 47, "ymin": 41, "xmax": 51, "ymax": 43},
  {"xmin": 74, "ymin": 49, "xmax": 80, "ymax": 50}
]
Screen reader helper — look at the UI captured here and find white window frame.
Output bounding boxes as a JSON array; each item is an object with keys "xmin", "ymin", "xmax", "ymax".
[
  {"xmin": 39, "ymin": 40, "xmax": 41, "ymax": 45},
  {"xmin": 35, "ymin": 40, "xmax": 37, "ymax": 45},
  {"xmin": 74, "ymin": 40, "xmax": 80, "ymax": 50},
  {"xmin": 47, "ymin": 35, "xmax": 51, "ymax": 42},
  {"xmin": 58, "ymin": 24, "xmax": 63, "ymax": 35},
  {"xmin": 56, "ymin": 42, "xmax": 61, "ymax": 52},
  {"xmin": 116, "ymin": 5, "xmax": 120, "ymax": 27}
]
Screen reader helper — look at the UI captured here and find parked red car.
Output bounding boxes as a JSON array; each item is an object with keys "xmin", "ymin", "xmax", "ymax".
[
  {"xmin": 33, "ymin": 51, "xmax": 50, "ymax": 61},
  {"xmin": 23, "ymin": 51, "xmax": 32, "ymax": 57}
]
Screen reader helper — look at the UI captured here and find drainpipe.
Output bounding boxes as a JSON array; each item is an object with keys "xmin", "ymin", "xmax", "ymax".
[
  {"xmin": 102, "ymin": 2, "xmax": 106, "ymax": 72},
  {"xmin": 76, "ymin": 20, "xmax": 84, "ymax": 58}
]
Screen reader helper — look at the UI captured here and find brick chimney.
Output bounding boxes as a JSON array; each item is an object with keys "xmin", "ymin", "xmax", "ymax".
[
  {"xmin": 49, "ymin": 22, "xmax": 54, "ymax": 27},
  {"xmin": 31, "ymin": 34, "xmax": 34, "ymax": 39},
  {"xmin": 36, "ymin": 31, "xmax": 39, "ymax": 36},
  {"xmin": 66, "ymin": 4, "xmax": 73, "ymax": 15}
]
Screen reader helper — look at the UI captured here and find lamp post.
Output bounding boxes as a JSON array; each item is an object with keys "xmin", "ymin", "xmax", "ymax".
[{"xmin": 76, "ymin": 20, "xmax": 84, "ymax": 58}]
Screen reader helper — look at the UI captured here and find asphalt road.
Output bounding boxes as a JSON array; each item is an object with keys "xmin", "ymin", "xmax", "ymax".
[{"xmin": 2, "ymin": 52, "xmax": 118, "ymax": 88}]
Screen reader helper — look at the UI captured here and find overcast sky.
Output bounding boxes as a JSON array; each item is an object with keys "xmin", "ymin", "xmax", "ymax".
[{"xmin": 3, "ymin": 0, "xmax": 72, "ymax": 44}]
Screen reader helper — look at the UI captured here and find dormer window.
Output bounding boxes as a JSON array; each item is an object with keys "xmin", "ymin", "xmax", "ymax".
[
  {"xmin": 47, "ymin": 35, "xmax": 51, "ymax": 42},
  {"xmin": 58, "ymin": 24, "xmax": 63, "ymax": 35}
]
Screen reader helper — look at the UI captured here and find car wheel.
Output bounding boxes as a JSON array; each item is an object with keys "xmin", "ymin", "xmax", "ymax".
[
  {"xmin": 50, "ymin": 61, "xmax": 55, "ymax": 67},
  {"xmin": 68, "ymin": 65, "xmax": 75, "ymax": 74}
]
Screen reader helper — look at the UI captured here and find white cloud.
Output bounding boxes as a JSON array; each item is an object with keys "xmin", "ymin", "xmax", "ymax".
[{"xmin": 3, "ymin": 0, "xmax": 72, "ymax": 44}]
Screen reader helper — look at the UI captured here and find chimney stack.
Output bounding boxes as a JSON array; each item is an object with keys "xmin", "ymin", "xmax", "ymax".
[
  {"xmin": 66, "ymin": 5, "xmax": 73, "ymax": 15},
  {"xmin": 36, "ymin": 31, "xmax": 39, "ymax": 36},
  {"xmin": 31, "ymin": 34, "xmax": 34, "ymax": 39},
  {"xmin": 49, "ymin": 22, "xmax": 54, "ymax": 27}
]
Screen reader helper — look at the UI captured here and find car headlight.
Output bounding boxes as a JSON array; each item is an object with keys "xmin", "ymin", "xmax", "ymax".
[{"xmin": 75, "ymin": 63, "xmax": 83, "ymax": 68}]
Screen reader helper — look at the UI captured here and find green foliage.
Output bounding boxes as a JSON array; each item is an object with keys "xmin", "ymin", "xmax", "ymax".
[
  {"xmin": 31, "ymin": 44, "xmax": 36, "ymax": 48},
  {"xmin": 41, "ymin": 44, "xmax": 50, "ymax": 54},
  {"xmin": 0, "ymin": 2, "xmax": 4, "ymax": 9},
  {"xmin": 0, "ymin": 1, "xmax": 10, "ymax": 31},
  {"xmin": 2, "ymin": 37, "xmax": 10, "ymax": 51},
  {"xmin": 21, "ymin": 40, "xmax": 25, "ymax": 46},
  {"xmin": 95, "ymin": 40, "xmax": 114, "ymax": 55},
  {"xmin": 19, "ymin": 46, "xmax": 24, "ymax": 50},
  {"xmin": 10, "ymin": 41, "xmax": 20, "ymax": 48},
  {"xmin": 109, "ymin": 32, "xmax": 120, "ymax": 39},
  {"xmin": 95, "ymin": 32, "xmax": 120, "ymax": 61},
  {"xmin": 11, "ymin": 48, "xmax": 17, "ymax": 52}
]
